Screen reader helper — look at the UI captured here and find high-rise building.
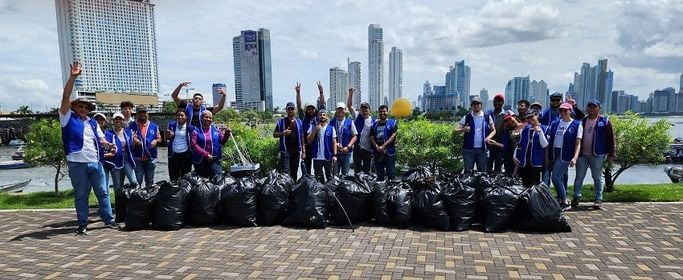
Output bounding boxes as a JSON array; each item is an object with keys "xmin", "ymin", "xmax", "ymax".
[
  {"xmin": 232, "ymin": 28, "xmax": 273, "ymax": 111},
  {"xmin": 445, "ymin": 60, "xmax": 471, "ymax": 107},
  {"xmin": 212, "ymin": 83, "xmax": 226, "ymax": 107},
  {"xmin": 652, "ymin": 87, "xmax": 676, "ymax": 113},
  {"xmin": 328, "ymin": 67, "xmax": 348, "ymax": 107},
  {"xmin": 55, "ymin": 0, "xmax": 160, "ymax": 110},
  {"xmin": 347, "ymin": 59, "xmax": 361, "ymax": 109},
  {"xmin": 504, "ymin": 76, "xmax": 530, "ymax": 108},
  {"xmin": 679, "ymin": 73, "xmax": 683, "ymax": 93},
  {"xmin": 388, "ymin": 46, "xmax": 403, "ymax": 106},
  {"xmin": 423, "ymin": 84, "xmax": 458, "ymax": 113},
  {"xmin": 368, "ymin": 24, "xmax": 384, "ymax": 110},
  {"xmin": 529, "ymin": 80, "xmax": 548, "ymax": 107},
  {"xmin": 573, "ymin": 59, "xmax": 614, "ymax": 112},
  {"xmin": 479, "ymin": 88, "xmax": 489, "ymax": 109}
]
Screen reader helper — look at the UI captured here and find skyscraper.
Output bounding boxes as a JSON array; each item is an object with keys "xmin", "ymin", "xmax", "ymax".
[
  {"xmin": 504, "ymin": 76, "xmax": 530, "ymax": 108},
  {"xmin": 479, "ymin": 88, "xmax": 489, "ymax": 109},
  {"xmin": 232, "ymin": 28, "xmax": 273, "ymax": 111},
  {"xmin": 445, "ymin": 60, "xmax": 471, "ymax": 107},
  {"xmin": 212, "ymin": 83, "xmax": 226, "ymax": 107},
  {"xmin": 347, "ymin": 59, "xmax": 361, "ymax": 109},
  {"xmin": 529, "ymin": 80, "xmax": 548, "ymax": 107},
  {"xmin": 368, "ymin": 24, "xmax": 384, "ymax": 109},
  {"xmin": 328, "ymin": 67, "xmax": 348, "ymax": 107},
  {"xmin": 573, "ymin": 59, "xmax": 613, "ymax": 112},
  {"xmin": 679, "ymin": 73, "xmax": 682, "ymax": 93},
  {"xmin": 388, "ymin": 46, "xmax": 403, "ymax": 106},
  {"xmin": 55, "ymin": 0, "xmax": 160, "ymax": 108}
]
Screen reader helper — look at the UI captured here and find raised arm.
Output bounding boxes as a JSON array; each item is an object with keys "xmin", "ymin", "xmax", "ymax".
[
  {"xmin": 317, "ymin": 81, "xmax": 325, "ymax": 109},
  {"xmin": 346, "ymin": 88, "xmax": 356, "ymax": 116},
  {"xmin": 171, "ymin": 81, "xmax": 191, "ymax": 106},
  {"xmin": 60, "ymin": 61, "xmax": 82, "ymax": 115},
  {"xmin": 295, "ymin": 82, "xmax": 302, "ymax": 111},
  {"xmin": 213, "ymin": 86, "xmax": 227, "ymax": 113}
]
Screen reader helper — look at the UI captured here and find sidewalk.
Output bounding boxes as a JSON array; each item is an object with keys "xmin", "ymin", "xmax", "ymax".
[{"xmin": 0, "ymin": 203, "xmax": 681, "ymax": 279}]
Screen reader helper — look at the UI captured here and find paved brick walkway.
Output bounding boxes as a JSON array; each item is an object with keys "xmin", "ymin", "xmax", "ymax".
[{"xmin": 0, "ymin": 203, "xmax": 681, "ymax": 279}]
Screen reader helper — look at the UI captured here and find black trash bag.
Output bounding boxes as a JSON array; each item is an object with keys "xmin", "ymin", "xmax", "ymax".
[
  {"xmin": 283, "ymin": 175, "xmax": 327, "ymax": 228},
  {"xmin": 482, "ymin": 183, "xmax": 525, "ymax": 232},
  {"xmin": 220, "ymin": 176, "xmax": 259, "ymax": 226},
  {"xmin": 152, "ymin": 180, "xmax": 190, "ymax": 230},
  {"xmin": 371, "ymin": 181, "xmax": 390, "ymax": 225},
  {"xmin": 403, "ymin": 166, "xmax": 434, "ymax": 187},
  {"xmin": 185, "ymin": 175, "xmax": 222, "ymax": 226},
  {"xmin": 327, "ymin": 176, "xmax": 373, "ymax": 225},
  {"xmin": 125, "ymin": 184, "xmax": 159, "ymax": 231},
  {"xmin": 386, "ymin": 180, "xmax": 412, "ymax": 228},
  {"xmin": 115, "ymin": 183, "xmax": 137, "ymax": 223},
  {"xmin": 411, "ymin": 181, "xmax": 450, "ymax": 231},
  {"xmin": 354, "ymin": 172, "xmax": 377, "ymax": 186},
  {"xmin": 460, "ymin": 172, "xmax": 494, "ymax": 224},
  {"xmin": 513, "ymin": 183, "xmax": 572, "ymax": 232},
  {"xmin": 257, "ymin": 170, "xmax": 294, "ymax": 226},
  {"xmin": 442, "ymin": 176, "xmax": 477, "ymax": 231}
]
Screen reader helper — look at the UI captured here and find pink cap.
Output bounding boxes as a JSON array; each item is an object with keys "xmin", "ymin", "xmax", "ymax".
[
  {"xmin": 559, "ymin": 102, "xmax": 573, "ymax": 110},
  {"xmin": 494, "ymin": 94, "xmax": 505, "ymax": 101}
]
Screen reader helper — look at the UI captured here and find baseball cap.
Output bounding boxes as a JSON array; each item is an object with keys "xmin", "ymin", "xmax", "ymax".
[
  {"xmin": 70, "ymin": 97, "xmax": 95, "ymax": 111},
  {"xmin": 470, "ymin": 96, "xmax": 482, "ymax": 105},
  {"xmin": 192, "ymin": 93, "xmax": 203, "ymax": 99},
  {"xmin": 530, "ymin": 102, "xmax": 542, "ymax": 109},
  {"xmin": 559, "ymin": 103, "xmax": 573, "ymax": 110},
  {"xmin": 503, "ymin": 110, "xmax": 516, "ymax": 121},
  {"xmin": 524, "ymin": 109, "xmax": 538, "ymax": 119},
  {"xmin": 360, "ymin": 102, "xmax": 370, "ymax": 109},
  {"xmin": 286, "ymin": 102, "xmax": 296, "ymax": 109},
  {"xmin": 336, "ymin": 102, "xmax": 346, "ymax": 109},
  {"xmin": 136, "ymin": 105, "xmax": 148, "ymax": 112},
  {"xmin": 587, "ymin": 99, "xmax": 601, "ymax": 107},
  {"xmin": 550, "ymin": 92, "xmax": 563, "ymax": 99},
  {"xmin": 493, "ymin": 94, "xmax": 505, "ymax": 101},
  {"xmin": 304, "ymin": 102, "xmax": 316, "ymax": 109},
  {"xmin": 93, "ymin": 113, "xmax": 106, "ymax": 120},
  {"xmin": 318, "ymin": 109, "xmax": 327, "ymax": 114},
  {"xmin": 113, "ymin": 112, "xmax": 124, "ymax": 120}
]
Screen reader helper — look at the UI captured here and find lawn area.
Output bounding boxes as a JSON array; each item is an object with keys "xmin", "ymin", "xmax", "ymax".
[{"xmin": 0, "ymin": 188, "xmax": 117, "ymax": 210}]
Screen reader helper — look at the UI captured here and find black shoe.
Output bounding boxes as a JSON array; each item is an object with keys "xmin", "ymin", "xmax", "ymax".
[
  {"xmin": 571, "ymin": 198, "xmax": 580, "ymax": 208},
  {"xmin": 76, "ymin": 225, "xmax": 88, "ymax": 235},
  {"xmin": 593, "ymin": 200, "xmax": 603, "ymax": 209},
  {"xmin": 560, "ymin": 203, "xmax": 571, "ymax": 212},
  {"xmin": 105, "ymin": 222, "xmax": 120, "ymax": 229}
]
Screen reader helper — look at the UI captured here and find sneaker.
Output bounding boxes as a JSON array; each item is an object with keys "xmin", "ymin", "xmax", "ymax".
[
  {"xmin": 571, "ymin": 198, "xmax": 580, "ymax": 208},
  {"xmin": 560, "ymin": 203, "xmax": 571, "ymax": 211},
  {"xmin": 104, "ymin": 222, "xmax": 120, "ymax": 229},
  {"xmin": 76, "ymin": 225, "xmax": 88, "ymax": 235},
  {"xmin": 593, "ymin": 200, "xmax": 603, "ymax": 209}
]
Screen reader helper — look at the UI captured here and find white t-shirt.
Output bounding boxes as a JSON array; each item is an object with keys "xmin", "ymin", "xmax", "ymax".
[
  {"xmin": 334, "ymin": 117, "xmax": 358, "ymax": 150},
  {"xmin": 351, "ymin": 110, "xmax": 374, "ymax": 151},
  {"xmin": 308, "ymin": 123, "xmax": 336, "ymax": 160},
  {"xmin": 172, "ymin": 123, "xmax": 189, "ymax": 153},
  {"xmin": 553, "ymin": 119, "xmax": 583, "ymax": 148},
  {"xmin": 59, "ymin": 110, "xmax": 104, "ymax": 163},
  {"xmin": 458, "ymin": 111, "xmax": 494, "ymax": 148}
]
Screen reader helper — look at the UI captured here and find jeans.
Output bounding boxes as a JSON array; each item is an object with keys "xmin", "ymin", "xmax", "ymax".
[
  {"xmin": 303, "ymin": 144, "xmax": 313, "ymax": 175},
  {"xmin": 543, "ymin": 164, "xmax": 568, "ymax": 189},
  {"xmin": 551, "ymin": 148, "xmax": 570, "ymax": 203},
  {"xmin": 111, "ymin": 159, "xmax": 137, "ymax": 195},
  {"xmin": 375, "ymin": 154, "xmax": 396, "ymax": 181},
  {"xmin": 463, "ymin": 148, "xmax": 487, "ymax": 172},
  {"xmin": 279, "ymin": 151, "xmax": 301, "ymax": 181},
  {"xmin": 574, "ymin": 154, "xmax": 606, "ymax": 201},
  {"xmin": 353, "ymin": 146, "xmax": 373, "ymax": 174},
  {"xmin": 487, "ymin": 146, "xmax": 504, "ymax": 173},
  {"xmin": 194, "ymin": 160, "xmax": 224, "ymax": 179},
  {"xmin": 334, "ymin": 153, "xmax": 352, "ymax": 177},
  {"xmin": 134, "ymin": 159, "xmax": 157, "ymax": 187},
  {"xmin": 67, "ymin": 161, "xmax": 114, "ymax": 226},
  {"xmin": 313, "ymin": 159, "xmax": 333, "ymax": 183},
  {"xmin": 168, "ymin": 151, "xmax": 193, "ymax": 182}
]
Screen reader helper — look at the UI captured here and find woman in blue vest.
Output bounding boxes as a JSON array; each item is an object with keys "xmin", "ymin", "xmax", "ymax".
[
  {"xmin": 370, "ymin": 105, "xmax": 398, "ymax": 181},
  {"xmin": 307, "ymin": 109, "xmax": 337, "ymax": 183},
  {"xmin": 330, "ymin": 102, "xmax": 358, "ymax": 177},
  {"xmin": 454, "ymin": 97, "xmax": 496, "ymax": 173},
  {"xmin": 191, "ymin": 111, "xmax": 231, "ymax": 178},
  {"xmin": 514, "ymin": 109, "xmax": 549, "ymax": 187},
  {"xmin": 103, "ymin": 113, "xmax": 137, "ymax": 198},
  {"xmin": 166, "ymin": 109, "xmax": 194, "ymax": 181},
  {"xmin": 547, "ymin": 103, "xmax": 583, "ymax": 211},
  {"xmin": 273, "ymin": 102, "xmax": 305, "ymax": 181}
]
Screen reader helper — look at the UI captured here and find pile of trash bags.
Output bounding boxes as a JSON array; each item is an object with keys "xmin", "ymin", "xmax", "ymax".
[{"xmin": 117, "ymin": 167, "xmax": 571, "ymax": 233}]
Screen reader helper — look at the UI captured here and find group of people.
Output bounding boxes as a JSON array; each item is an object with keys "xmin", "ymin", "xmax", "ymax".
[
  {"xmin": 60, "ymin": 62, "xmax": 231, "ymax": 234},
  {"xmin": 455, "ymin": 93, "xmax": 616, "ymax": 211}
]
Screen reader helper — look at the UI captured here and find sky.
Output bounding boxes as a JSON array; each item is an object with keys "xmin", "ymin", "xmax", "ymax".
[{"xmin": 0, "ymin": 0, "xmax": 682, "ymax": 112}]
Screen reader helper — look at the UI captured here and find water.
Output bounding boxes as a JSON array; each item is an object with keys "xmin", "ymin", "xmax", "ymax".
[{"xmin": 1, "ymin": 116, "xmax": 681, "ymax": 192}]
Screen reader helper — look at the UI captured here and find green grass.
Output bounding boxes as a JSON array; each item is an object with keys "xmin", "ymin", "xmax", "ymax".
[
  {"xmin": 550, "ymin": 183, "xmax": 683, "ymax": 202},
  {"xmin": 0, "ymin": 188, "xmax": 117, "ymax": 210}
]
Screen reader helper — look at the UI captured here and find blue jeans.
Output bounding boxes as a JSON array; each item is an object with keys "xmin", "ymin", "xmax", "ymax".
[
  {"xmin": 551, "ymin": 149, "xmax": 570, "ymax": 203},
  {"xmin": 68, "ymin": 161, "xmax": 114, "ymax": 226},
  {"xmin": 463, "ymin": 148, "xmax": 487, "ymax": 172},
  {"xmin": 134, "ymin": 159, "xmax": 156, "ymax": 187},
  {"xmin": 375, "ymin": 154, "xmax": 396, "ymax": 181},
  {"xmin": 111, "ymin": 159, "xmax": 137, "ymax": 195},
  {"xmin": 334, "ymin": 153, "xmax": 352, "ymax": 177},
  {"xmin": 574, "ymin": 154, "xmax": 606, "ymax": 201}
]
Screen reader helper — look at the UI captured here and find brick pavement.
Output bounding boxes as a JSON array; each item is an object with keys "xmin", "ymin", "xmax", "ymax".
[{"xmin": 0, "ymin": 203, "xmax": 681, "ymax": 279}]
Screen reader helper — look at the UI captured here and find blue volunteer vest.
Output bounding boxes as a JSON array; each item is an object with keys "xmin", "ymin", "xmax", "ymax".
[
  {"xmin": 329, "ymin": 117, "xmax": 354, "ymax": 148},
  {"xmin": 61, "ymin": 111, "xmax": 103, "ymax": 159},
  {"xmin": 129, "ymin": 121, "xmax": 159, "ymax": 160},
  {"xmin": 191, "ymin": 125, "xmax": 223, "ymax": 164},
  {"xmin": 515, "ymin": 124, "xmax": 548, "ymax": 167},
  {"xmin": 371, "ymin": 119, "xmax": 397, "ymax": 156},
  {"xmin": 548, "ymin": 119, "xmax": 581, "ymax": 162},
  {"xmin": 167, "ymin": 121, "xmax": 194, "ymax": 157},
  {"xmin": 185, "ymin": 103, "xmax": 207, "ymax": 127},
  {"xmin": 354, "ymin": 114, "xmax": 375, "ymax": 134},
  {"xmin": 585, "ymin": 115, "xmax": 611, "ymax": 156},
  {"xmin": 463, "ymin": 112, "xmax": 491, "ymax": 151},
  {"xmin": 276, "ymin": 117, "xmax": 303, "ymax": 153},
  {"xmin": 310, "ymin": 125, "xmax": 335, "ymax": 160},
  {"xmin": 103, "ymin": 128, "xmax": 136, "ymax": 169}
]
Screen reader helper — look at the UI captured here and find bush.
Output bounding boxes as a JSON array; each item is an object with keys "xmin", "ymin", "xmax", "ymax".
[
  {"xmin": 396, "ymin": 116, "xmax": 463, "ymax": 175},
  {"xmin": 221, "ymin": 121, "xmax": 278, "ymax": 174}
]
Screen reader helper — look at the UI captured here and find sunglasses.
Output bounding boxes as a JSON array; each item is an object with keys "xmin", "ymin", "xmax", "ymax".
[{"xmin": 551, "ymin": 99, "xmax": 562, "ymax": 102}]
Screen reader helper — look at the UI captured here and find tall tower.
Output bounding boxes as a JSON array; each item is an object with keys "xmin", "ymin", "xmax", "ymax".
[
  {"xmin": 328, "ymin": 67, "xmax": 348, "ymax": 107},
  {"xmin": 388, "ymin": 46, "xmax": 403, "ymax": 106},
  {"xmin": 368, "ymin": 24, "xmax": 384, "ymax": 110},
  {"xmin": 680, "ymin": 73, "xmax": 683, "ymax": 93},
  {"xmin": 55, "ymin": 0, "xmax": 160, "ymax": 107},
  {"xmin": 347, "ymin": 58, "xmax": 362, "ymax": 109},
  {"xmin": 232, "ymin": 28, "xmax": 273, "ymax": 111}
]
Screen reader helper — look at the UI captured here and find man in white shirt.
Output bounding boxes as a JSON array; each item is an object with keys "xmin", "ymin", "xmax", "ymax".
[
  {"xmin": 454, "ymin": 97, "xmax": 496, "ymax": 172},
  {"xmin": 307, "ymin": 109, "xmax": 337, "ymax": 183}
]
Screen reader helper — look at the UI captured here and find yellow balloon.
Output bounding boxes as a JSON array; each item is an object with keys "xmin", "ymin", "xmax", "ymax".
[{"xmin": 391, "ymin": 98, "xmax": 413, "ymax": 118}]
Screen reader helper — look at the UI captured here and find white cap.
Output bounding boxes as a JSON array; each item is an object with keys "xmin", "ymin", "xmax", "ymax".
[
  {"xmin": 93, "ymin": 113, "xmax": 107, "ymax": 120},
  {"xmin": 336, "ymin": 102, "xmax": 346, "ymax": 109},
  {"xmin": 112, "ymin": 112, "xmax": 124, "ymax": 120}
]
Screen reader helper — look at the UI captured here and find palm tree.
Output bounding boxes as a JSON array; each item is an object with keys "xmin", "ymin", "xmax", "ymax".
[{"xmin": 15, "ymin": 105, "xmax": 33, "ymax": 114}]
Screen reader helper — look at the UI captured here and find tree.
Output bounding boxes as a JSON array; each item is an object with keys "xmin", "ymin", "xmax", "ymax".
[
  {"xmin": 214, "ymin": 108, "xmax": 240, "ymax": 123},
  {"xmin": 15, "ymin": 105, "xmax": 33, "ymax": 114},
  {"xmin": 23, "ymin": 119, "xmax": 67, "ymax": 193},
  {"xmin": 221, "ymin": 121, "xmax": 278, "ymax": 174},
  {"xmin": 602, "ymin": 112, "xmax": 671, "ymax": 192},
  {"xmin": 396, "ymin": 116, "xmax": 464, "ymax": 175},
  {"xmin": 162, "ymin": 101, "xmax": 178, "ymax": 114}
]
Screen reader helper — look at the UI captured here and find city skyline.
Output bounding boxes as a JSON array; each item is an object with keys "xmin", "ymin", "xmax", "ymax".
[{"xmin": 0, "ymin": 1, "xmax": 681, "ymax": 112}]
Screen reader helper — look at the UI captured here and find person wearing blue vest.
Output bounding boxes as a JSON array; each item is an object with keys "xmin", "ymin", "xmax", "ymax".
[
  {"xmin": 191, "ymin": 111, "xmax": 231, "ymax": 178},
  {"xmin": 330, "ymin": 102, "xmax": 358, "ymax": 177},
  {"xmin": 103, "ymin": 113, "xmax": 137, "ymax": 199},
  {"xmin": 486, "ymin": 111, "xmax": 525, "ymax": 176},
  {"xmin": 547, "ymin": 103, "xmax": 583, "ymax": 211},
  {"xmin": 514, "ymin": 109, "xmax": 549, "ymax": 187},
  {"xmin": 541, "ymin": 93, "xmax": 585, "ymax": 187},
  {"xmin": 573, "ymin": 99, "xmax": 616, "ymax": 209},
  {"xmin": 307, "ymin": 109, "xmax": 337, "ymax": 183},
  {"xmin": 296, "ymin": 82, "xmax": 327, "ymax": 176},
  {"xmin": 129, "ymin": 105, "xmax": 161, "ymax": 187},
  {"xmin": 273, "ymin": 102, "xmax": 305, "ymax": 181},
  {"xmin": 171, "ymin": 81, "xmax": 227, "ymax": 128},
  {"xmin": 487, "ymin": 94, "xmax": 507, "ymax": 173},
  {"xmin": 455, "ymin": 96, "xmax": 496, "ymax": 172},
  {"xmin": 370, "ymin": 105, "xmax": 399, "ymax": 181},
  {"xmin": 93, "ymin": 113, "xmax": 109, "ymax": 187},
  {"xmin": 346, "ymin": 88, "xmax": 375, "ymax": 174},
  {"xmin": 166, "ymin": 109, "xmax": 194, "ymax": 182},
  {"xmin": 59, "ymin": 61, "xmax": 119, "ymax": 235}
]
